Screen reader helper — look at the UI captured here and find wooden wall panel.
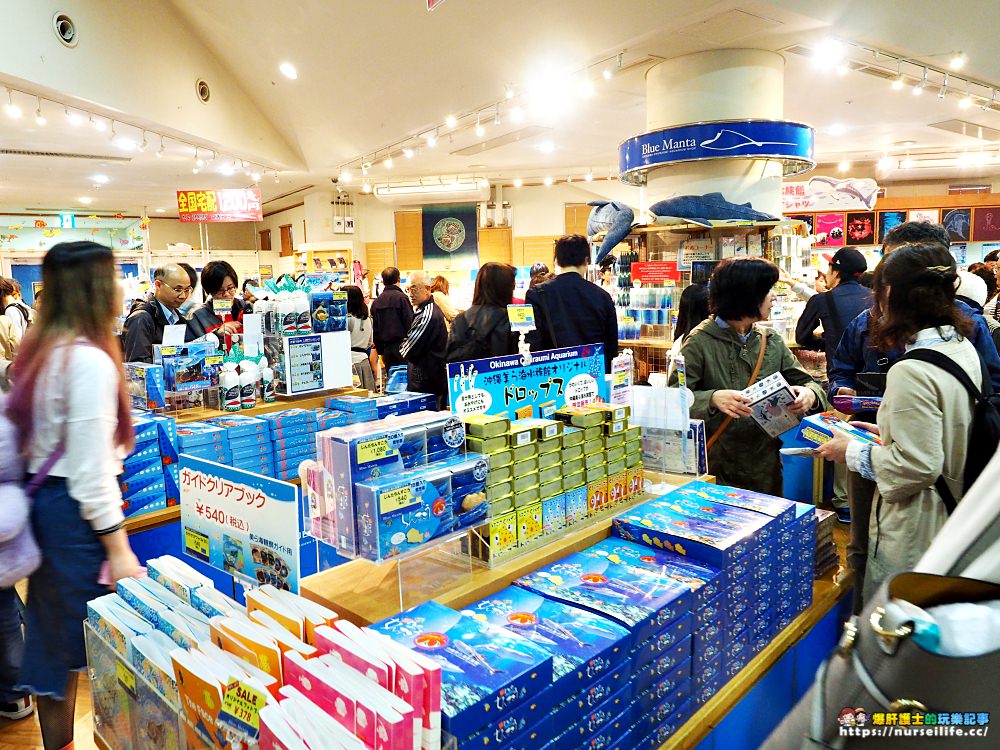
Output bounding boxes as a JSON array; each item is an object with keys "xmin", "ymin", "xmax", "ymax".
[
  {"xmin": 565, "ymin": 203, "xmax": 591, "ymax": 237},
  {"xmin": 364, "ymin": 242, "xmax": 396, "ymax": 295},
  {"xmin": 478, "ymin": 227, "xmax": 513, "ymax": 265},
  {"xmin": 394, "ymin": 210, "xmax": 423, "ymax": 270},
  {"xmin": 513, "ymin": 236, "xmax": 559, "ymax": 268}
]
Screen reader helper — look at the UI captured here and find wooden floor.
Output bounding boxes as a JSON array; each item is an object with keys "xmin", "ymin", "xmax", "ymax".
[{"xmin": 0, "ymin": 673, "xmax": 98, "ymax": 750}]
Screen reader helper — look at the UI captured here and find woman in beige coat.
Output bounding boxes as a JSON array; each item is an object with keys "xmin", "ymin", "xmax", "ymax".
[{"xmin": 818, "ymin": 242, "xmax": 979, "ymax": 602}]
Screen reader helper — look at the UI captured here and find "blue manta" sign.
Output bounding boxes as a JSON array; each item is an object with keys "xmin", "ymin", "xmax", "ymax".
[{"xmin": 619, "ymin": 120, "xmax": 814, "ymax": 185}]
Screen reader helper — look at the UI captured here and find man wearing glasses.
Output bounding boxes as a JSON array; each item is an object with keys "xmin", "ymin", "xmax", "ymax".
[
  {"xmin": 122, "ymin": 263, "xmax": 193, "ymax": 362},
  {"xmin": 399, "ymin": 270, "xmax": 448, "ymax": 408}
]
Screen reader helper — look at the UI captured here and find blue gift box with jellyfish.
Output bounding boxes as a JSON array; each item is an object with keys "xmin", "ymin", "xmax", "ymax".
[
  {"xmin": 370, "ymin": 600, "xmax": 554, "ymax": 740},
  {"xmin": 466, "ymin": 585, "xmax": 630, "ymax": 698},
  {"xmin": 513, "ymin": 550, "xmax": 692, "ymax": 645}
]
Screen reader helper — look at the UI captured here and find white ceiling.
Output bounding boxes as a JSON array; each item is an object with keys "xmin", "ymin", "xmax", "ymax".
[{"xmin": 1, "ymin": 0, "xmax": 1000, "ymax": 215}]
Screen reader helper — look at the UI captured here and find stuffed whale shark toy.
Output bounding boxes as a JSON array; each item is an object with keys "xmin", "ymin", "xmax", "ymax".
[
  {"xmin": 586, "ymin": 201, "xmax": 635, "ymax": 265},
  {"xmin": 649, "ymin": 192, "xmax": 779, "ymax": 228}
]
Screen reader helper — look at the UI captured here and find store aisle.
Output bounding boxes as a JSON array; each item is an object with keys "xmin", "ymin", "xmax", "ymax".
[{"xmin": 0, "ymin": 673, "xmax": 97, "ymax": 749}]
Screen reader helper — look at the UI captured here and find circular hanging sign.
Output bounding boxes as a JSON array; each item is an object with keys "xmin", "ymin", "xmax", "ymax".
[
  {"xmin": 433, "ymin": 217, "xmax": 466, "ymax": 252},
  {"xmin": 618, "ymin": 119, "xmax": 815, "ymax": 185}
]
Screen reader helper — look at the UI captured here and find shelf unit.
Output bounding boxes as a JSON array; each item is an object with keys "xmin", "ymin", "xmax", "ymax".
[{"xmin": 294, "ymin": 240, "xmax": 354, "ymax": 278}]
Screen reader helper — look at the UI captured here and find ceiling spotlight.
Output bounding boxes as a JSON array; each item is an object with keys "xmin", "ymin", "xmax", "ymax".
[
  {"xmin": 877, "ymin": 155, "xmax": 892, "ymax": 170},
  {"xmin": 137, "ymin": 132, "xmax": 148, "ymax": 152},
  {"xmin": 913, "ymin": 69, "xmax": 928, "ymax": 95},
  {"xmin": 402, "ymin": 147, "xmax": 414, "ymax": 159},
  {"xmin": 578, "ymin": 78, "xmax": 595, "ymax": 97},
  {"xmin": 827, "ymin": 123, "xmax": 847, "ymax": 136},
  {"xmin": 114, "ymin": 136, "xmax": 136, "ymax": 151},
  {"xmin": 602, "ymin": 68, "xmax": 612, "ymax": 81},
  {"xmin": 513, "ymin": 178, "xmax": 523, "ymax": 188},
  {"xmin": 78, "ymin": 196, "xmax": 92, "ymax": 205},
  {"xmin": 92, "ymin": 174, "xmax": 109, "ymax": 184},
  {"xmin": 901, "ymin": 155, "xmax": 914, "ymax": 169},
  {"xmin": 891, "ymin": 75, "xmax": 905, "ymax": 91},
  {"xmin": 279, "ymin": 62, "xmax": 298, "ymax": 79},
  {"xmin": 938, "ymin": 73, "xmax": 950, "ymax": 99},
  {"xmin": 950, "ymin": 52, "xmax": 967, "ymax": 70},
  {"xmin": 192, "ymin": 167, "xmax": 200, "ymax": 174},
  {"xmin": 92, "ymin": 116, "xmax": 106, "ymax": 132},
  {"xmin": 494, "ymin": 107, "xmax": 501, "ymax": 126},
  {"xmin": 65, "ymin": 108, "xmax": 83, "ymax": 126},
  {"xmin": 959, "ymin": 94, "xmax": 973, "ymax": 109},
  {"xmin": 274, "ymin": 173, "xmax": 280, "ymax": 183},
  {"xmin": 251, "ymin": 172, "xmax": 261, "ymax": 182},
  {"xmin": 504, "ymin": 84, "xmax": 514, "ymax": 99},
  {"xmin": 34, "ymin": 98, "xmax": 45, "ymax": 125},
  {"xmin": 219, "ymin": 162, "xmax": 235, "ymax": 176},
  {"xmin": 383, "ymin": 156, "xmax": 393, "ymax": 169},
  {"xmin": 475, "ymin": 118, "xmax": 485, "ymax": 137},
  {"xmin": 510, "ymin": 106, "xmax": 524, "ymax": 123},
  {"xmin": 536, "ymin": 140, "xmax": 555, "ymax": 154},
  {"xmin": 362, "ymin": 182, "xmax": 371, "ymax": 194},
  {"xmin": 981, "ymin": 90, "xmax": 996, "ymax": 110},
  {"xmin": 339, "ymin": 168, "xmax": 352, "ymax": 183},
  {"xmin": 543, "ymin": 176, "xmax": 553, "ymax": 186},
  {"xmin": 836, "ymin": 63, "xmax": 849, "ymax": 76},
  {"xmin": 445, "ymin": 114, "xmax": 457, "ymax": 128},
  {"xmin": 813, "ymin": 38, "xmax": 845, "ymax": 68},
  {"xmin": 425, "ymin": 132, "xmax": 438, "ymax": 147},
  {"xmin": 837, "ymin": 158, "xmax": 851, "ymax": 173},
  {"xmin": 4, "ymin": 89, "xmax": 21, "ymax": 119},
  {"xmin": 156, "ymin": 136, "xmax": 165, "ymax": 157},
  {"xmin": 584, "ymin": 170, "xmax": 594, "ymax": 182}
]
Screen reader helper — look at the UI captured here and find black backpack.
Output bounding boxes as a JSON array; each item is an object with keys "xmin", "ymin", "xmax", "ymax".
[{"xmin": 899, "ymin": 348, "xmax": 1000, "ymax": 513}]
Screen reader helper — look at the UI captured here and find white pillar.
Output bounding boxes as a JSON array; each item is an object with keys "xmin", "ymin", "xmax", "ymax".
[{"xmin": 643, "ymin": 49, "xmax": 786, "ymax": 216}]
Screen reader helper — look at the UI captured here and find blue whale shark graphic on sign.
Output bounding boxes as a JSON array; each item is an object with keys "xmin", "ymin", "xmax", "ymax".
[
  {"xmin": 586, "ymin": 201, "xmax": 635, "ymax": 264},
  {"xmin": 699, "ymin": 128, "xmax": 797, "ymax": 152},
  {"xmin": 649, "ymin": 192, "xmax": 779, "ymax": 228}
]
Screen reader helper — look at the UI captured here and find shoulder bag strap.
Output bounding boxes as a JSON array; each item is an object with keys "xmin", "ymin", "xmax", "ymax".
[{"xmin": 707, "ymin": 326, "xmax": 768, "ymax": 451}]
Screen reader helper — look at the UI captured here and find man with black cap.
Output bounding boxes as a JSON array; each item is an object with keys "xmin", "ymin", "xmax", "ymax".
[{"xmin": 795, "ymin": 246, "xmax": 871, "ymax": 379}]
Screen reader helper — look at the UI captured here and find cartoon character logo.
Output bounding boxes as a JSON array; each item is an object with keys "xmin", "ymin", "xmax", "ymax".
[
  {"xmin": 414, "ymin": 632, "xmax": 449, "ymax": 650},
  {"xmin": 854, "ymin": 708, "xmax": 868, "ymax": 726},
  {"xmin": 838, "ymin": 708, "xmax": 856, "ymax": 726},
  {"xmin": 507, "ymin": 612, "xmax": 537, "ymax": 626},
  {"xmin": 581, "ymin": 573, "xmax": 608, "ymax": 585}
]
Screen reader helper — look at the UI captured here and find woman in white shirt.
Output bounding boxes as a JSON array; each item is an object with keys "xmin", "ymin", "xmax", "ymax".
[
  {"xmin": 7, "ymin": 241, "xmax": 141, "ymax": 749},
  {"xmin": 343, "ymin": 285, "xmax": 377, "ymax": 392}
]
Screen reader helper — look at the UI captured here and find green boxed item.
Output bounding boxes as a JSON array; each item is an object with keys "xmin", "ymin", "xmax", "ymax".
[
  {"xmin": 584, "ymin": 437, "xmax": 604, "ymax": 456},
  {"xmin": 584, "ymin": 403, "xmax": 630, "ymax": 422},
  {"xmin": 489, "ymin": 494, "xmax": 514, "ymax": 516},
  {"xmin": 626, "ymin": 450, "xmax": 643, "ymax": 468},
  {"xmin": 554, "ymin": 406, "xmax": 604, "ymax": 428},
  {"xmin": 462, "ymin": 414, "xmax": 511, "ymax": 439},
  {"xmin": 537, "ymin": 435, "xmax": 562, "ymax": 455},
  {"xmin": 514, "ymin": 483, "xmax": 540, "ymax": 508},
  {"xmin": 561, "ymin": 427, "xmax": 584, "ymax": 447},
  {"xmin": 586, "ymin": 463, "xmax": 607, "ymax": 482},
  {"xmin": 626, "ymin": 425, "xmax": 641, "ymax": 443},
  {"xmin": 539, "ymin": 478, "xmax": 562, "ymax": 501},
  {"xmin": 562, "ymin": 443, "xmax": 584, "ymax": 462},
  {"xmin": 604, "ymin": 433, "xmax": 625, "ymax": 450},
  {"xmin": 538, "ymin": 451, "xmax": 561, "ymax": 470},
  {"xmin": 467, "ymin": 435, "xmax": 508, "ymax": 455},
  {"xmin": 513, "ymin": 471, "xmax": 540, "ymax": 493},
  {"xmin": 563, "ymin": 457, "xmax": 584, "ymax": 475},
  {"xmin": 487, "ymin": 482, "xmax": 513, "ymax": 503},
  {"xmin": 532, "ymin": 418, "xmax": 563, "ymax": 439},
  {"xmin": 539, "ymin": 464, "xmax": 562, "ymax": 486},
  {"xmin": 490, "ymin": 448, "xmax": 514, "ymax": 468},
  {"xmin": 583, "ymin": 425, "xmax": 604, "ymax": 441},
  {"xmin": 512, "ymin": 442, "xmax": 538, "ymax": 462},
  {"xmin": 606, "ymin": 444, "xmax": 626, "ymax": 464},
  {"xmin": 625, "ymin": 438, "xmax": 641, "ymax": 456},
  {"xmin": 607, "ymin": 457, "xmax": 627, "ymax": 476},
  {"xmin": 513, "ymin": 456, "xmax": 539, "ymax": 476},
  {"xmin": 563, "ymin": 470, "xmax": 585, "ymax": 489},
  {"xmin": 508, "ymin": 422, "xmax": 538, "ymax": 448},
  {"xmin": 605, "ymin": 419, "xmax": 627, "ymax": 437},
  {"xmin": 487, "ymin": 465, "xmax": 513, "ymax": 486},
  {"xmin": 585, "ymin": 451, "xmax": 606, "ymax": 469}
]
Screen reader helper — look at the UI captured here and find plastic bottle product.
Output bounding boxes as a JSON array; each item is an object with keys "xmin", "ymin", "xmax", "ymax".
[
  {"xmin": 219, "ymin": 368, "xmax": 241, "ymax": 412},
  {"xmin": 294, "ymin": 290, "xmax": 311, "ymax": 334},
  {"xmin": 278, "ymin": 294, "xmax": 297, "ymax": 337},
  {"xmin": 240, "ymin": 362, "xmax": 259, "ymax": 410},
  {"xmin": 260, "ymin": 357, "xmax": 276, "ymax": 403}
]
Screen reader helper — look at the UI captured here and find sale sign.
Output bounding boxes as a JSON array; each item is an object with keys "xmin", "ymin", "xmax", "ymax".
[{"xmin": 176, "ymin": 188, "xmax": 263, "ymax": 223}]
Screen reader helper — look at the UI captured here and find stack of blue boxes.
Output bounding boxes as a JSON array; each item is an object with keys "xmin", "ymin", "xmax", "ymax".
[
  {"xmin": 324, "ymin": 391, "xmax": 437, "ymax": 424},
  {"xmin": 204, "ymin": 415, "xmax": 274, "ymax": 476},
  {"xmin": 372, "ymin": 480, "xmax": 815, "ymax": 750},
  {"xmin": 259, "ymin": 408, "xmax": 319, "ymax": 481},
  {"xmin": 122, "ymin": 413, "xmax": 179, "ymax": 518},
  {"xmin": 176, "ymin": 421, "xmax": 231, "ymax": 464}
]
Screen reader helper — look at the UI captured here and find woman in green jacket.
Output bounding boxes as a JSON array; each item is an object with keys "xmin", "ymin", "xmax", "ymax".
[{"xmin": 669, "ymin": 258, "xmax": 828, "ymax": 495}]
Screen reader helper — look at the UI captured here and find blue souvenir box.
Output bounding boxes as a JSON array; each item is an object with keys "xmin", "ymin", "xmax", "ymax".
[
  {"xmin": 667, "ymin": 480, "xmax": 798, "ymax": 529},
  {"xmin": 315, "ymin": 409, "xmax": 349, "ymax": 431},
  {"xmin": 641, "ymin": 492, "xmax": 777, "ymax": 545},
  {"xmin": 325, "ymin": 394, "xmax": 377, "ymax": 413},
  {"xmin": 273, "ymin": 433, "xmax": 315, "ymax": 451},
  {"xmin": 612, "ymin": 500, "xmax": 764, "ymax": 568},
  {"xmin": 205, "ymin": 415, "xmax": 270, "ymax": 439},
  {"xmin": 631, "ymin": 611, "xmax": 692, "ymax": 670},
  {"xmin": 466, "ymin": 585, "xmax": 630, "ymax": 697},
  {"xmin": 176, "ymin": 421, "xmax": 227, "ymax": 448},
  {"xmin": 370, "ymin": 601, "xmax": 554, "ymax": 740},
  {"xmin": 633, "ymin": 680, "xmax": 692, "ymax": 738},
  {"xmin": 460, "ymin": 714, "xmax": 552, "ymax": 750},
  {"xmin": 514, "ymin": 550, "xmax": 692, "ymax": 645},
  {"xmin": 259, "ymin": 408, "xmax": 319, "ymax": 429},
  {"xmin": 228, "ymin": 432, "xmax": 273, "ymax": 450},
  {"xmin": 562, "ymin": 683, "xmax": 632, "ymax": 744},
  {"xmin": 633, "ymin": 635, "xmax": 692, "ymax": 694},
  {"xmin": 131, "ymin": 414, "xmax": 159, "ymax": 446},
  {"xmin": 544, "ymin": 662, "xmax": 631, "ymax": 739}
]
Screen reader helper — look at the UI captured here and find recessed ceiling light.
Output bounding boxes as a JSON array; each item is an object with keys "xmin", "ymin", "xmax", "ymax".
[
  {"xmin": 78, "ymin": 196, "xmax": 92, "ymax": 205},
  {"xmin": 543, "ymin": 176, "xmax": 553, "ymax": 186},
  {"xmin": 279, "ymin": 62, "xmax": 297, "ymax": 79},
  {"xmin": 155, "ymin": 208, "xmax": 166, "ymax": 213},
  {"xmin": 513, "ymin": 178, "xmax": 523, "ymax": 188},
  {"xmin": 445, "ymin": 114, "xmax": 457, "ymax": 128},
  {"xmin": 827, "ymin": 124, "xmax": 847, "ymax": 136},
  {"xmin": 92, "ymin": 174, "xmax": 109, "ymax": 184},
  {"xmin": 536, "ymin": 140, "xmax": 555, "ymax": 153}
]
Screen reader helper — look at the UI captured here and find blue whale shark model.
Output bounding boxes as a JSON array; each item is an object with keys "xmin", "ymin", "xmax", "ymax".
[
  {"xmin": 649, "ymin": 192, "xmax": 779, "ymax": 228},
  {"xmin": 586, "ymin": 200, "xmax": 635, "ymax": 265}
]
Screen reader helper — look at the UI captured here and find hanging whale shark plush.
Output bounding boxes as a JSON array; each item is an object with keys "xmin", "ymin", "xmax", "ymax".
[
  {"xmin": 648, "ymin": 192, "xmax": 779, "ymax": 228},
  {"xmin": 586, "ymin": 200, "xmax": 634, "ymax": 265}
]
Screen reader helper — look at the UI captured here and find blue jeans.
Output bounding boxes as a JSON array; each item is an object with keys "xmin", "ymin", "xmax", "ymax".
[{"xmin": 0, "ymin": 587, "xmax": 25, "ymax": 703}]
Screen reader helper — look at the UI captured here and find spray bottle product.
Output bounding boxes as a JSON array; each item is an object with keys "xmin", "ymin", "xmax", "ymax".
[
  {"xmin": 219, "ymin": 365, "xmax": 241, "ymax": 412},
  {"xmin": 260, "ymin": 357, "xmax": 276, "ymax": 403},
  {"xmin": 278, "ymin": 293, "xmax": 297, "ymax": 337},
  {"xmin": 294, "ymin": 289, "xmax": 311, "ymax": 334}
]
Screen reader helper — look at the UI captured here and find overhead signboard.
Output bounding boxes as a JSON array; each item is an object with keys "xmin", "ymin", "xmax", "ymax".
[{"xmin": 176, "ymin": 188, "xmax": 263, "ymax": 223}]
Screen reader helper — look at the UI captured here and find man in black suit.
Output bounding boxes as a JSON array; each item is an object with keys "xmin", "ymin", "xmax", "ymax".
[
  {"xmin": 121, "ymin": 264, "xmax": 193, "ymax": 362},
  {"xmin": 525, "ymin": 234, "xmax": 618, "ymax": 372},
  {"xmin": 371, "ymin": 266, "xmax": 414, "ymax": 370}
]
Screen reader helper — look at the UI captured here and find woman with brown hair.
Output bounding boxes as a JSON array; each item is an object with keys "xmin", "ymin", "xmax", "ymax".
[
  {"xmin": 429, "ymin": 274, "xmax": 460, "ymax": 327},
  {"xmin": 446, "ymin": 262, "xmax": 518, "ymax": 362},
  {"xmin": 7, "ymin": 242, "xmax": 142, "ymax": 748},
  {"xmin": 818, "ymin": 241, "xmax": 979, "ymax": 601}
]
